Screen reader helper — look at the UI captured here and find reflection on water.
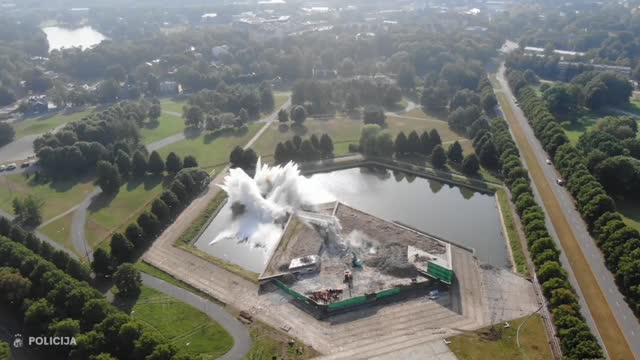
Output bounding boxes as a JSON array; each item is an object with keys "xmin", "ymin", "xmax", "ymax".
[
  {"xmin": 194, "ymin": 167, "xmax": 508, "ymax": 272},
  {"xmin": 42, "ymin": 26, "xmax": 107, "ymax": 51}
]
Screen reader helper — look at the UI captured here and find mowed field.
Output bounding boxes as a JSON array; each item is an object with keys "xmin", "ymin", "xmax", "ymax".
[
  {"xmin": 140, "ymin": 113, "xmax": 184, "ymax": 144},
  {"xmin": 251, "ymin": 109, "xmax": 474, "ymax": 161},
  {"xmin": 85, "ymin": 175, "xmax": 167, "ymax": 249},
  {"xmin": 448, "ymin": 315, "xmax": 552, "ymax": 360},
  {"xmin": 158, "ymin": 123, "xmax": 262, "ymax": 170},
  {"xmin": 129, "ymin": 286, "xmax": 233, "ymax": 359},
  {"xmin": 39, "ymin": 213, "xmax": 74, "ymax": 253},
  {"xmin": 0, "ymin": 173, "xmax": 95, "ymax": 221},
  {"xmin": 159, "ymin": 98, "xmax": 186, "ymax": 114},
  {"xmin": 12, "ymin": 108, "xmax": 95, "ymax": 138}
]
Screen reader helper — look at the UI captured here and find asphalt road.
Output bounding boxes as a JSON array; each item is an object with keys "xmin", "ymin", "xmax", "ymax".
[
  {"xmin": 141, "ymin": 273, "xmax": 252, "ymax": 360},
  {"xmin": 496, "ymin": 64, "xmax": 640, "ymax": 358}
]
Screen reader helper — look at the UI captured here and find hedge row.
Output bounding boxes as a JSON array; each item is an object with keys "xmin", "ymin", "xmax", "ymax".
[
  {"xmin": 0, "ymin": 236, "xmax": 195, "ymax": 360},
  {"xmin": 510, "ymin": 78, "xmax": 640, "ymax": 317},
  {"xmin": 483, "ymin": 118, "xmax": 603, "ymax": 359},
  {"xmin": 92, "ymin": 168, "xmax": 211, "ymax": 275},
  {"xmin": 0, "ymin": 217, "xmax": 91, "ymax": 283}
]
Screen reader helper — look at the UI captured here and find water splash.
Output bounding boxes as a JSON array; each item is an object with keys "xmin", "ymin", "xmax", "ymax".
[{"xmin": 210, "ymin": 159, "xmax": 334, "ymax": 249}]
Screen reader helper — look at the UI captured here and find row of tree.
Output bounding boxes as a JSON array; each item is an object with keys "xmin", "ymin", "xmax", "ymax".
[
  {"xmin": 356, "ymin": 126, "xmax": 481, "ymax": 175},
  {"xmin": 0, "ymin": 216, "xmax": 91, "ymax": 282},
  {"xmin": 0, "ymin": 235, "xmax": 194, "ymax": 360},
  {"xmin": 96, "ymin": 150, "xmax": 198, "ymax": 195},
  {"xmin": 513, "ymin": 83, "xmax": 640, "ymax": 317},
  {"xmin": 93, "ymin": 169, "xmax": 210, "ymax": 274},
  {"xmin": 273, "ymin": 134, "xmax": 334, "ymax": 164},
  {"xmin": 489, "ymin": 118, "xmax": 604, "ymax": 359}
]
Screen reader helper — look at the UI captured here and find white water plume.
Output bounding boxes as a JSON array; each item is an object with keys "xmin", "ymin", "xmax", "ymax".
[{"xmin": 210, "ymin": 159, "xmax": 335, "ymax": 249}]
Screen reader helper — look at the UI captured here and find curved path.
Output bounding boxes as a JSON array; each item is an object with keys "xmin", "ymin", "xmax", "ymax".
[
  {"xmin": 141, "ymin": 273, "xmax": 252, "ymax": 360},
  {"xmin": 0, "ymin": 208, "xmax": 78, "ymax": 259},
  {"xmin": 71, "ymin": 97, "xmax": 291, "ymax": 260}
]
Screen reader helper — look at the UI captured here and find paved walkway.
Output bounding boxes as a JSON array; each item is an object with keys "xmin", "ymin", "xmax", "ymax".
[
  {"xmin": 0, "ymin": 208, "xmax": 78, "ymax": 259},
  {"xmin": 141, "ymin": 273, "xmax": 252, "ymax": 360}
]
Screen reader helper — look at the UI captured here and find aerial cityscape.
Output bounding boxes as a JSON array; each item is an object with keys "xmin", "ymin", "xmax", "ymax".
[{"xmin": 0, "ymin": 0, "xmax": 639, "ymax": 359}]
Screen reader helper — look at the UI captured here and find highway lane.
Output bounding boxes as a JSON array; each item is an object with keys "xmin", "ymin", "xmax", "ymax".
[{"xmin": 496, "ymin": 63, "xmax": 640, "ymax": 359}]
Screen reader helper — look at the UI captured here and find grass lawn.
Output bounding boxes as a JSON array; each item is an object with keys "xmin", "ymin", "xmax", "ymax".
[
  {"xmin": 561, "ymin": 113, "xmax": 599, "ymax": 144},
  {"xmin": 619, "ymin": 100, "xmax": 640, "ymax": 116},
  {"xmin": 85, "ymin": 175, "xmax": 167, "ymax": 249},
  {"xmin": 273, "ymin": 93, "xmax": 289, "ymax": 111},
  {"xmin": 39, "ymin": 213, "xmax": 74, "ymax": 253},
  {"xmin": 251, "ymin": 117, "xmax": 362, "ymax": 159},
  {"xmin": 140, "ymin": 113, "xmax": 184, "ymax": 144},
  {"xmin": 496, "ymin": 188, "xmax": 528, "ymax": 275},
  {"xmin": 127, "ymin": 286, "xmax": 233, "ymax": 359},
  {"xmin": 12, "ymin": 108, "xmax": 94, "ymax": 138},
  {"xmin": 160, "ymin": 98, "xmax": 186, "ymax": 114},
  {"xmin": 134, "ymin": 261, "xmax": 223, "ymax": 304},
  {"xmin": 244, "ymin": 321, "xmax": 319, "ymax": 360},
  {"xmin": 617, "ymin": 198, "xmax": 640, "ymax": 232},
  {"xmin": 448, "ymin": 315, "xmax": 552, "ymax": 360},
  {"xmin": 0, "ymin": 173, "xmax": 95, "ymax": 221},
  {"xmin": 159, "ymin": 123, "xmax": 262, "ymax": 171}
]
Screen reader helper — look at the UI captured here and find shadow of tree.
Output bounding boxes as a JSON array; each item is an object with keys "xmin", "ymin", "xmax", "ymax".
[
  {"xmin": 203, "ymin": 126, "xmax": 249, "ymax": 144},
  {"xmin": 184, "ymin": 126, "xmax": 202, "ymax": 140},
  {"xmin": 112, "ymin": 290, "xmax": 141, "ymax": 313},
  {"xmin": 291, "ymin": 123, "xmax": 308, "ymax": 136},
  {"xmin": 278, "ymin": 124, "xmax": 290, "ymax": 133},
  {"xmin": 87, "ymin": 191, "xmax": 117, "ymax": 214}
]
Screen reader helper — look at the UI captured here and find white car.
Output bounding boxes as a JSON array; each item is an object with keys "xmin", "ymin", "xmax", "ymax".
[
  {"xmin": 6, "ymin": 163, "xmax": 17, "ymax": 171},
  {"xmin": 0, "ymin": 165, "xmax": 5, "ymax": 171},
  {"xmin": 428, "ymin": 290, "xmax": 440, "ymax": 300},
  {"xmin": 545, "ymin": 159, "xmax": 552, "ymax": 164},
  {"xmin": 556, "ymin": 178, "xmax": 565, "ymax": 186}
]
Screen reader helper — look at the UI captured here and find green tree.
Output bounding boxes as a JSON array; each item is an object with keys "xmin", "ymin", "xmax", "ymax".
[
  {"xmin": 12, "ymin": 195, "xmax": 44, "ymax": 227},
  {"xmin": 290, "ymin": 105, "xmax": 307, "ymax": 124},
  {"xmin": 429, "ymin": 129, "xmax": 442, "ymax": 148},
  {"xmin": 137, "ymin": 211, "xmax": 161, "ymax": 240},
  {"xmin": 0, "ymin": 267, "xmax": 31, "ymax": 304},
  {"xmin": 114, "ymin": 264, "xmax": 142, "ymax": 296},
  {"xmin": 461, "ymin": 154, "xmax": 479, "ymax": 175},
  {"xmin": 447, "ymin": 141, "xmax": 463, "ymax": 163},
  {"xmin": 183, "ymin": 155, "xmax": 198, "ymax": 168},
  {"xmin": 91, "ymin": 248, "xmax": 114, "ymax": 276},
  {"xmin": 363, "ymin": 107, "xmax": 386, "ymax": 126},
  {"xmin": 319, "ymin": 134, "xmax": 334, "ymax": 159},
  {"xmin": 394, "ymin": 132, "xmax": 409, "ymax": 155},
  {"xmin": 278, "ymin": 109, "xmax": 289, "ymax": 123},
  {"xmin": 148, "ymin": 104, "xmax": 161, "ymax": 121},
  {"xmin": 125, "ymin": 223, "xmax": 144, "ymax": 247},
  {"xmin": 184, "ymin": 105, "xmax": 204, "ymax": 128},
  {"xmin": 115, "ymin": 150, "xmax": 132, "ymax": 176},
  {"xmin": 147, "ymin": 151, "xmax": 165, "ymax": 175},
  {"xmin": 229, "ymin": 146, "xmax": 244, "ymax": 168},
  {"xmin": 407, "ymin": 131, "xmax": 422, "ymax": 154},
  {"xmin": 165, "ymin": 152, "xmax": 182, "ymax": 174},
  {"xmin": 110, "ymin": 233, "xmax": 133, "ymax": 264},
  {"xmin": 131, "ymin": 151, "xmax": 147, "ymax": 178},
  {"xmin": 24, "ymin": 298, "xmax": 55, "ymax": 334},
  {"xmin": 431, "ymin": 145, "xmax": 447, "ymax": 168},
  {"xmin": 96, "ymin": 161, "xmax": 121, "ymax": 194},
  {"xmin": 151, "ymin": 199, "xmax": 170, "ymax": 223}
]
